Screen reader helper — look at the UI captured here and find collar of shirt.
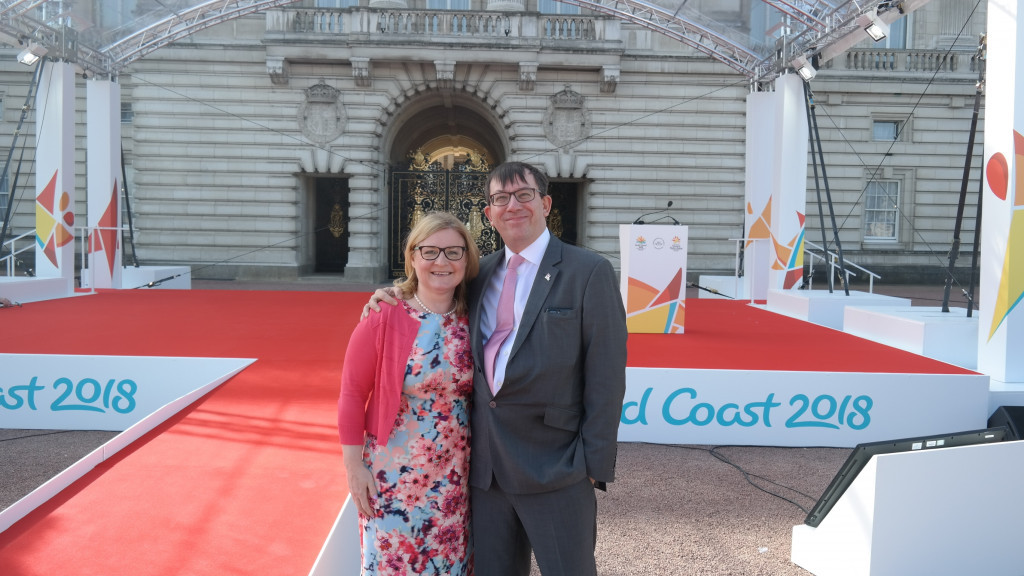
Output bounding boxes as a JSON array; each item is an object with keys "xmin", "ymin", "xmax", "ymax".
[{"xmin": 503, "ymin": 227, "xmax": 550, "ymax": 271}]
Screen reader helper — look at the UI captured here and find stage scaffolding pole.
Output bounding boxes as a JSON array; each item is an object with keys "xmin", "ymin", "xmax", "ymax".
[
  {"xmin": 121, "ymin": 146, "xmax": 140, "ymax": 267},
  {"xmin": 942, "ymin": 36, "xmax": 986, "ymax": 314},
  {"xmin": 804, "ymin": 81, "xmax": 831, "ymax": 291},
  {"xmin": 804, "ymin": 80, "xmax": 849, "ymax": 295}
]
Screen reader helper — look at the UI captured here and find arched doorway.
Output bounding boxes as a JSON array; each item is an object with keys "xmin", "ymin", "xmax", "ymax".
[
  {"xmin": 383, "ymin": 95, "xmax": 582, "ymax": 278},
  {"xmin": 385, "ymin": 99, "xmax": 506, "ymax": 278}
]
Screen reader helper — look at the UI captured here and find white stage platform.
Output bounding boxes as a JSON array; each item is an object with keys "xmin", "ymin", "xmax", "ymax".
[
  {"xmin": 762, "ymin": 289, "xmax": 1023, "ymax": 413},
  {"xmin": 766, "ymin": 289, "xmax": 911, "ymax": 331},
  {"xmin": 792, "ymin": 439, "xmax": 1024, "ymax": 576},
  {"xmin": 0, "ymin": 276, "xmax": 73, "ymax": 304},
  {"xmin": 843, "ymin": 306, "xmax": 978, "ymax": 370},
  {"xmin": 989, "ymin": 379, "xmax": 1024, "ymax": 414},
  {"xmin": 2, "ymin": 266, "xmax": 190, "ymax": 305},
  {"xmin": 80, "ymin": 265, "xmax": 192, "ymax": 290}
]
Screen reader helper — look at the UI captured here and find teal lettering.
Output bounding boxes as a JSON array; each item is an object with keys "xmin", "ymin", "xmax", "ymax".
[{"xmin": 621, "ymin": 387, "xmax": 652, "ymax": 425}]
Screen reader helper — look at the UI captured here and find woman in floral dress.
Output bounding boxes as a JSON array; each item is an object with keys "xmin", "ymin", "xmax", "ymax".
[{"xmin": 339, "ymin": 212, "xmax": 479, "ymax": 575}]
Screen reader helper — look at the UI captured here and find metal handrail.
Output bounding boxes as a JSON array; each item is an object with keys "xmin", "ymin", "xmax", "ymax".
[
  {"xmin": 1, "ymin": 230, "xmax": 35, "ymax": 276},
  {"xmin": 804, "ymin": 240, "xmax": 880, "ymax": 292},
  {"xmin": 716, "ymin": 237, "xmax": 880, "ymax": 295}
]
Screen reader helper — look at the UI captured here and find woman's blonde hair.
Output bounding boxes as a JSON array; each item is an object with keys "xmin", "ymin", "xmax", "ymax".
[{"xmin": 395, "ymin": 212, "xmax": 480, "ymax": 316}]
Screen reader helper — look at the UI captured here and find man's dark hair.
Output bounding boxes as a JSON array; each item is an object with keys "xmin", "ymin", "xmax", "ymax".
[{"xmin": 486, "ymin": 161, "xmax": 549, "ymax": 201}]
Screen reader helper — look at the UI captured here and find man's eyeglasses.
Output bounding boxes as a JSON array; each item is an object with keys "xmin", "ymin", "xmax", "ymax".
[
  {"xmin": 489, "ymin": 187, "xmax": 539, "ymax": 206},
  {"xmin": 414, "ymin": 245, "xmax": 467, "ymax": 261}
]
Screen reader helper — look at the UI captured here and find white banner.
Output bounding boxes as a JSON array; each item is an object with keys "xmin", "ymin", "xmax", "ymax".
[
  {"xmin": 0, "ymin": 354, "xmax": 254, "ymax": 430},
  {"xmin": 619, "ymin": 367, "xmax": 989, "ymax": 447}
]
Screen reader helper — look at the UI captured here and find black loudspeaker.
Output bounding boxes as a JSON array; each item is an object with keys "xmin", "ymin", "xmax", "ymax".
[{"xmin": 988, "ymin": 406, "xmax": 1024, "ymax": 441}]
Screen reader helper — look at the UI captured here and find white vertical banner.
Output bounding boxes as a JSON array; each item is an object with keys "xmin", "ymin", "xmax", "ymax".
[
  {"xmin": 979, "ymin": 0, "xmax": 1024, "ymax": 383},
  {"xmin": 744, "ymin": 90, "xmax": 775, "ymax": 301},
  {"xmin": 619, "ymin": 224, "xmax": 688, "ymax": 334},
  {"xmin": 771, "ymin": 74, "xmax": 808, "ymax": 291},
  {"xmin": 744, "ymin": 74, "xmax": 809, "ymax": 298},
  {"xmin": 86, "ymin": 78, "xmax": 123, "ymax": 289},
  {"xmin": 34, "ymin": 61, "xmax": 77, "ymax": 294}
]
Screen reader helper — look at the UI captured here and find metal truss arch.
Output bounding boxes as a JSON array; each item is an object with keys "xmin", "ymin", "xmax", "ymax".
[
  {"xmin": 1, "ymin": 0, "xmax": 923, "ymax": 80},
  {"xmin": 100, "ymin": 0, "xmax": 301, "ymax": 74},
  {"xmin": 556, "ymin": 0, "xmax": 765, "ymax": 77}
]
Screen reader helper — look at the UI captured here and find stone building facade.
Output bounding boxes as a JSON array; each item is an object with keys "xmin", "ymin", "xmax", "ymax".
[{"xmin": 0, "ymin": 0, "xmax": 988, "ymax": 285}]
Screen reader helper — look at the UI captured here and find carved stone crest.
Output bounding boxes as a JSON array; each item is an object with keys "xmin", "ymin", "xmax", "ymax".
[
  {"xmin": 543, "ymin": 85, "xmax": 591, "ymax": 150},
  {"xmin": 298, "ymin": 79, "xmax": 346, "ymax": 145}
]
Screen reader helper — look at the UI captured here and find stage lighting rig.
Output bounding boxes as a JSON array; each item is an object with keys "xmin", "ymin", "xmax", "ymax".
[
  {"xmin": 17, "ymin": 43, "xmax": 47, "ymax": 66},
  {"xmin": 790, "ymin": 54, "xmax": 817, "ymax": 81},
  {"xmin": 858, "ymin": 11, "xmax": 890, "ymax": 42}
]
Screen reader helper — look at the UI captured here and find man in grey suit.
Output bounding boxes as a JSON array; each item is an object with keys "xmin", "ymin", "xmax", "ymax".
[
  {"xmin": 469, "ymin": 161, "xmax": 627, "ymax": 576},
  {"xmin": 367, "ymin": 161, "xmax": 627, "ymax": 575}
]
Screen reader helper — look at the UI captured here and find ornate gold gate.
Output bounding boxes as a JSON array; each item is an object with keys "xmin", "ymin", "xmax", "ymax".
[{"xmin": 388, "ymin": 151, "xmax": 501, "ymax": 277}]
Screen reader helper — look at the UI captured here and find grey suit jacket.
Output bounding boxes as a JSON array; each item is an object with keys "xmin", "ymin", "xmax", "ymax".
[{"xmin": 468, "ymin": 236, "xmax": 628, "ymax": 494}]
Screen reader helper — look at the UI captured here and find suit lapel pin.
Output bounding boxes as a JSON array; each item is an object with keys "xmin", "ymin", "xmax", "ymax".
[{"xmin": 545, "ymin": 273, "xmax": 551, "ymax": 281}]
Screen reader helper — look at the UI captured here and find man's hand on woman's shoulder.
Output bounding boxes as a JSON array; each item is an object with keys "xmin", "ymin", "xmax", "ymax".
[{"xmin": 361, "ymin": 287, "xmax": 402, "ymax": 319}]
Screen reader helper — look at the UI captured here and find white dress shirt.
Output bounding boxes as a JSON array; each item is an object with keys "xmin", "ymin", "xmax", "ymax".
[{"xmin": 481, "ymin": 228, "xmax": 551, "ymax": 392}]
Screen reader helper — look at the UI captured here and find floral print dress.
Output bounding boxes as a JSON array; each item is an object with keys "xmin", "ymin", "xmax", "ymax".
[{"xmin": 359, "ymin": 302, "xmax": 474, "ymax": 575}]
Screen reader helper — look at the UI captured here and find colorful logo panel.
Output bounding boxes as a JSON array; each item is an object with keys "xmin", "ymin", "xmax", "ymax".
[
  {"xmin": 746, "ymin": 197, "xmax": 805, "ymax": 289},
  {"xmin": 625, "ymin": 268, "xmax": 685, "ymax": 333},
  {"xmin": 984, "ymin": 131, "xmax": 1024, "ymax": 340},
  {"xmin": 36, "ymin": 170, "xmax": 74, "ymax": 268}
]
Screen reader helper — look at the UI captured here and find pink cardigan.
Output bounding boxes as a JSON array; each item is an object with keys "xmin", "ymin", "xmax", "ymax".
[{"xmin": 337, "ymin": 302, "xmax": 420, "ymax": 446}]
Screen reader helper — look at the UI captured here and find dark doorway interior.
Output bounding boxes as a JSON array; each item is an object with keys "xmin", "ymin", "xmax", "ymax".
[
  {"xmin": 547, "ymin": 181, "xmax": 579, "ymax": 247},
  {"xmin": 315, "ymin": 178, "xmax": 350, "ymax": 273}
]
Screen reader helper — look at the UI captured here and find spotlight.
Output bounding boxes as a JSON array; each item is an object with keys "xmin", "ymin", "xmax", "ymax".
[
  {"xmin": 858, "ymin": 11, "xmax": 890, "ymax": 42},
  {"xmin": 790, "ymin": 54, "xmax": 816, "ymax": 81},
  {"xmin": 16, "ymin": 43, "xmax": 47, "ymax": 66}
]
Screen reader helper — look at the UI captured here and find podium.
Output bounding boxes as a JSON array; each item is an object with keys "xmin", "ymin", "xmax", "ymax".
[
  {"xmin": 618, "ymin": 224, "xmax": 688, "ymax": 334},
  {"xmin": 791, "ymin": 440, "xmax": 1024, "ymax": 576}
]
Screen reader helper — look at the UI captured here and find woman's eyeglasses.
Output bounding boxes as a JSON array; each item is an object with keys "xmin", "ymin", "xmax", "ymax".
[{"xmin": 414, "ymin": 246, "xmax": 467, "ymax": 261}]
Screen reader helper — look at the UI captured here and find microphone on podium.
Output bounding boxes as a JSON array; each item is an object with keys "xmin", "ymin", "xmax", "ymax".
[{"xmin": 633, "ymin": 201, "xmax": 676, "ymax": 225}]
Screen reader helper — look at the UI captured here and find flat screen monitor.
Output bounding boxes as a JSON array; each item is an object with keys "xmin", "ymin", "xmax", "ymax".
[{"xmin": 804, "ymin": 427, "xmax": 1008, "ymax": 527}]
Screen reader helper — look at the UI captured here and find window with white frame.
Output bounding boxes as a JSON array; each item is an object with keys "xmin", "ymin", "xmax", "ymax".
[
  {"xmin": 873, "ymin": 120, "xmax": 900, "ymax": 141},
  {"xmin": 121, "ymin": 102, "xmax": 134, "ymax": 123},
  {"xmin": 864, "ymin": 180, "xmax": 900, "ymax": 241},
  {"xmin": 539, "ymin": 0, "xmax": 580, "ymax": 14}
]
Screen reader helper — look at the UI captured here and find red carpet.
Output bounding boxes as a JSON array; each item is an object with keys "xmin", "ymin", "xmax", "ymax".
[
  {"xmin": 0, "ymin": 290, "xmax": 360, "ymax": 576},
  {"xmin": 0, "ymin": 291, "xmax": 972, "ymax": 575}
]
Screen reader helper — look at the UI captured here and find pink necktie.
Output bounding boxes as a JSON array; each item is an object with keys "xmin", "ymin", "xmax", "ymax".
[{"xmin": 484, "ymin": 254, "xmax": 525, "ymax": 395}]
